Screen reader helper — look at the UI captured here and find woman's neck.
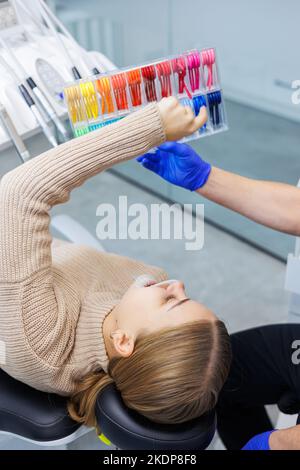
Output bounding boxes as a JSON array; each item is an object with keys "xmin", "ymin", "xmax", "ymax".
[{"xmin": 103, "ymin": 307, "xmax": 117, "ymax": 360}]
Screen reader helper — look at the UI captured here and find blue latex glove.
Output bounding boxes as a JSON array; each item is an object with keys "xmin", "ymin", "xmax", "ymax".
[
  {"xmin": 242, "ymin": 430, "xmax": 276, "ymax": 450},
  {"xmin": 136, "ymin": 142, "xmax": 211, "ymax": 191}
]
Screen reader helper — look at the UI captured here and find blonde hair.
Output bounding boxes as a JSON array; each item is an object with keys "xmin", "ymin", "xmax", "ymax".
[{"xmin": 67, "ymin": 320, "xmax": 231, "ymax": 428}]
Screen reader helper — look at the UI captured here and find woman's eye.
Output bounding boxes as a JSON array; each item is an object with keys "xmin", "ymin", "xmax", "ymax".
[{"xmin": 166, "ymin": 295, "xmax": 175, "ymax": 303}]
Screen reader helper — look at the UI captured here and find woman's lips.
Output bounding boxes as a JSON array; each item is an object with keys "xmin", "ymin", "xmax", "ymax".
[{"xmin": 145, "ymin": 280, "xmax": 157, "ymax": 287}]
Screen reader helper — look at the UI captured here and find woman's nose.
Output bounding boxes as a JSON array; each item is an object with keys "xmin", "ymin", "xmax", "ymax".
[{"xmin": 167, "ymin": 280, "xmax": 186, "ymax": 298}]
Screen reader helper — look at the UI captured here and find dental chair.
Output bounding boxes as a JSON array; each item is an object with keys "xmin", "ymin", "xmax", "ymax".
[{"xmin": 0, "ymin": 215, "xmax": 216, "ymax": 450}]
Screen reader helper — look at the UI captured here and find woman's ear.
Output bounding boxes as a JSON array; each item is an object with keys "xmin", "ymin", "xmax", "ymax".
[{"xmin": 111, "ymin": 329, "xmax": 135, "ymax": 358}]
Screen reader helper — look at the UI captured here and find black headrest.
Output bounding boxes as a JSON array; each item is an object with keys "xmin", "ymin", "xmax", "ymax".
[{"xmin": 96, "ymin": 384, "xmax": 216, "ymax": 450}]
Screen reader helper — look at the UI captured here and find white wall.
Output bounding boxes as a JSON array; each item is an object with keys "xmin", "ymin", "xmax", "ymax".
[
  {"xmin": 56, "ymin": 0, "xmax": 300, "ymax": 121},
  {"xmin": 171, "ymin": 0, "xmax": 300, "ymax": 121}
]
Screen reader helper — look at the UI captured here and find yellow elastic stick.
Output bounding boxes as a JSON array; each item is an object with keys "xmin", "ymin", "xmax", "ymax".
[
  {"xmin": 88, "ymin": 82, "xmax": 99, "ymax": 118},
  {"xmin": 80, "ymin": 83, "xmax": 90, "ymax": 119},
  {"xmin": 65, "ymin": 85, "xmax": 90, "ymax": 136},
  {"xmin": 74, "ymin": 85, "xmax": 86, "ymax": 123},
  {"xmin": 80, "ymin": 81, "xmax": 99, "ymax": 120},
  {"xmin": 98, "ymin": 433, "xmax": 111, "ymax": 446},
  {"xmin": 65, "ymin": 86, "xmax": 78, "ymax": 124}
]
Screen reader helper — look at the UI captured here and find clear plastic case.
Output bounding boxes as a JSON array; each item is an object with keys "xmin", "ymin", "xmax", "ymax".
[{"xmin": 64, "ymin": 47, "xmax": 228, "ymax": 141}]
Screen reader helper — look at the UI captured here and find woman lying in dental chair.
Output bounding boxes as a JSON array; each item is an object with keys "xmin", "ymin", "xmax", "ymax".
[{"xmin": 0, "ymin": 98, "xmax": 231, "ymax": 430}]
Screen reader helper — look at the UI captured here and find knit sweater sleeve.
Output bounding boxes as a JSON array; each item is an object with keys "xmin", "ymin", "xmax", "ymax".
[{"xmin": 0, "ymin": 104, "xmax": 165, "ymax": 369}]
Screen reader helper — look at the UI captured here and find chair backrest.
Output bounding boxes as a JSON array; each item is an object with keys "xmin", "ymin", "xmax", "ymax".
[{"xmin": 0, "ymin": 368, "xmax": 80, "ymax": 443}]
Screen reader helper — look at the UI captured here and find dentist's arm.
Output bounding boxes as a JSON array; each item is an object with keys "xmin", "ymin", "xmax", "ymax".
[
  {"xmin": 269, "ymin": 425, "xmax": 300, "ymax": 450},
  {"xmin": 198, "ymin": 167, "xmax": 300, "ymax": 236},
  {"xmin": 242, "ymin": 426, "xmax": 300, "ymax": 450},
  {"xmin": 137, "ymin": 142, "xmax": 300, "ymax": 236}
]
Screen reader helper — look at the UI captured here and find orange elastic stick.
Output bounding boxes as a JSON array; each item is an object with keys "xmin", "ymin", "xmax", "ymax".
[
  {"xmin": 126, "ymin": 69, "xmax": 142, "ymax": 106},
  {"xmin": 95, "ymin": 77, "xmax": 115, "ymax": 114}
]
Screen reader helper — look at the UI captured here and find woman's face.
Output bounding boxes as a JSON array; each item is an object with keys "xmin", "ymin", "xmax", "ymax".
[{"xmin": 110, "ymin": 277, "xmax": 217, "ymax": 344}]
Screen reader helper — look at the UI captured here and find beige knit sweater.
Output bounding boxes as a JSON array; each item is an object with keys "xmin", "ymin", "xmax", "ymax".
[{"xmin": 0, "ymin": 104, "xmax": 168, "ymax": 396}]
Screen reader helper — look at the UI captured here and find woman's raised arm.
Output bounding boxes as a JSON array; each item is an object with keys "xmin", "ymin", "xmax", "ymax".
[
  {"xmin": 0, "ymin": 99, "xmax": 207, "ymax": 282},
  {"xmin": 0, "ymin": 104, "xmax": 162, "ymax": 282}
]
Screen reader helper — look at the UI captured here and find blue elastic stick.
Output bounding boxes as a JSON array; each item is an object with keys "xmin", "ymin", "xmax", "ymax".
[
  {"xmin": 192, "ymin": 95, "xmax": 207, "ymax": 130},
  {"xmin": 207, "ymin": 93, "xmax": 216, "ymax": 126},
  {"xmin": 215, "ymin": 91, "xmax": 222, "ymax": 125},
  {"xmin": 207, "ymin": 91, "xmax": 222, "ymax": 126}
]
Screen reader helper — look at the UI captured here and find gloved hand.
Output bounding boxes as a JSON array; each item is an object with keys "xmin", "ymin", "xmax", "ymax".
[
  {"xmin": 136, "ymin": 142, "xmax": 211, "ymax": 191},
  {"xmin": 242, "ymin": 430, "xmax": 276, "ymax": 450}
]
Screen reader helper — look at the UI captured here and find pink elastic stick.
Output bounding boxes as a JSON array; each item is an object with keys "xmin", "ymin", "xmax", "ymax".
[
  {"xmin": 201, "ymin": 49, "xmax": 215, "ymax": 89},
  {"xmin": 184, "ymin": 83, "xmax": 192, "ymax": 99},
  {"xmin": 194, "ymin": 51, "xmax": 201, "ymax": 90},
  {"xmin": 172, "ymin": 56, "xmax": 192, "ymax": 98},
  {"xmin": 187, "ymin": 54, "xmax": 196, "ymax": 91}
]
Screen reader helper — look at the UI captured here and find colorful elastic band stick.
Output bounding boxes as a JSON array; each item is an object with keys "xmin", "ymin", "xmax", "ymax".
[{"xmin": 64, "ymin": 47, "xmax": 226, "ymax": 141}]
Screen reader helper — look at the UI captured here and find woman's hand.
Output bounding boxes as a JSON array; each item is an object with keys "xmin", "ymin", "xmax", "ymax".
[
  {"xmin": 137, "ymin": 141, "xmax": 211, "ymax": 191},
  {"xmin": 157, "ymin": 96, "xmax": 207, "ymax": 141}
]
